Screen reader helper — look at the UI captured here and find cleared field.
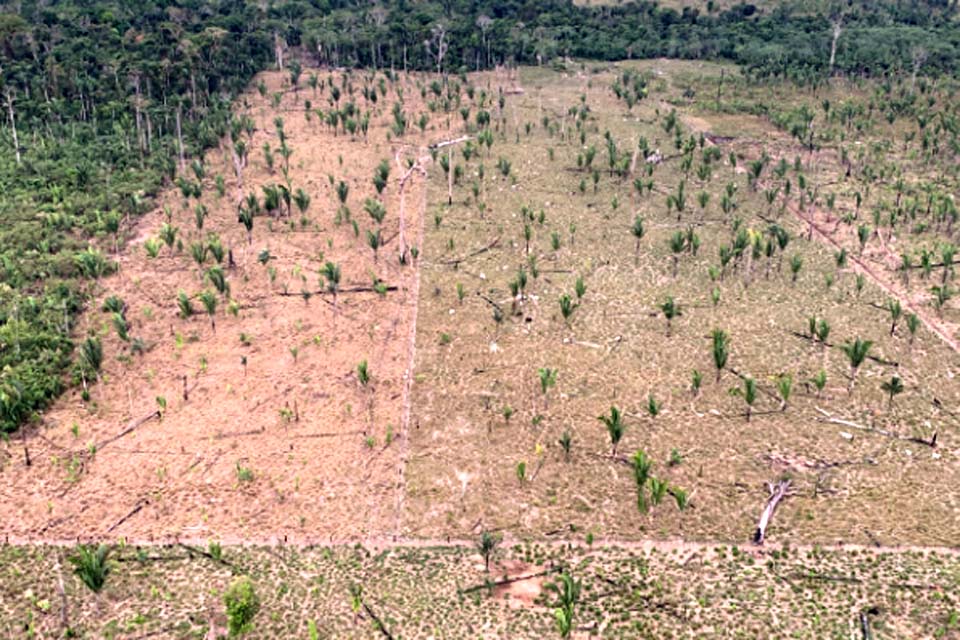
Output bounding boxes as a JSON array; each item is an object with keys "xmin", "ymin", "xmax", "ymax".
[
  {"xmin": 2, "ymin": 541, "xmax": 957, "ymax": 638},
  {"xmin": 403, "ymin": 62, "xmax": 960, "ymax": 547},
  {"xmin": 0, "ymin": 70, "xmax": 442, "ymax": 542},
  {"xmin": 1, "ymin": 59, "xmax": 958, "ymax": 639}
]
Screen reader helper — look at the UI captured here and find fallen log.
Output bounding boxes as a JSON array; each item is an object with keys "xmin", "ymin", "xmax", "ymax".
[
  {"xmin": 441, "ymin": 236, "xmax": 500, "ymax": 267},
  {"xmin": 95, "ymin": 410, "xmax": 162, "ymax": 451},
  {"xmin": 429, "ymin": 134, "xmax": 472, "ymax": 150},
  {"xmin": 274, "ymin": 285, "xmax": 398, "ymax": 297},
  {"xmin": 176, "ymin": 542, "xmax": 235, "ymax": 570},
  {"xmin": 106, "ymin": 499, "xmax": 148, "ymax": 533},
  {"xmin": 357, "ymin": 594, "xmax": 396, "ymax": 640},
  {"xmin": 814, "ymin": 407, "xmax": 937, "ymax": 447},
  {"xmin": 460, "ymin": 566, "xmax": 561, "ymax": 594},
  {"xmin": 788, "ymin": 331, "xmax": 898, "ymax": 366},
  {"xmin": 292, "ymin": 429, "xmax": 365, "ymax": 439},
  {"xmin": 753, "ymin": 478, "xmax": 791, "ymax": 545},
  {"xmin": 55, "ymin": 555, "xmax": 69, "ymax": 632}
]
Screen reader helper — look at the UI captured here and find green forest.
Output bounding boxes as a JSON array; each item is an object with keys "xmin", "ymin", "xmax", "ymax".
[{"xmin": 0, "ymin": 0, "xmax": 957, "ymax": 434}]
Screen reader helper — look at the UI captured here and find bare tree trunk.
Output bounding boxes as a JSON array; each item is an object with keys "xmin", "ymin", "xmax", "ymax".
[
  {"xmin": 133, "ymin": 74, "xmax": 144, "ymax": 164},
  {"xmin": 828, "ymin": 19, "xmax": 843, "ymax": 76},
  {"xmin": 275, "ymin": 32, "xmax": 285, "ymax": 70},
  {"xmin": 447, "ymin": 149, "xmax": 453, "ymax": 205},
  {"xmin": 175, "ymin": 105, "xmax": 185, "ymax": 172},
  {"xmin": 5, "ymin": 89, "xmax": 21, "ymax": 165}
]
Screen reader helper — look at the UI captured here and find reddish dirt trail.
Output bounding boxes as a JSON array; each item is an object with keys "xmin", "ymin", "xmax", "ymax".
[
  {"xmin": 784, "ymin": 197, "xmax": 960, "ymax": 355},
  {"xmin": 680, "ymin": 110, "xmax": 958, "ymax": 355}
]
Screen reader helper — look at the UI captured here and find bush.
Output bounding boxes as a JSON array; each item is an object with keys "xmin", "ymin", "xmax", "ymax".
[{"xmin": 224, "ymin": 576, "xmax": 260, "ymax": 636}]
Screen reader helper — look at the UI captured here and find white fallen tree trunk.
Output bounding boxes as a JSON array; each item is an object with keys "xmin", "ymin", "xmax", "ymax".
[{"xmin": 753, "ymin": 478, "xmax": 791, "ymax": 545}]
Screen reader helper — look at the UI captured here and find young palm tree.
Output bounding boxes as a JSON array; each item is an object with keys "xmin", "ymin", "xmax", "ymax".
[
  {"xmin": 199, "ymin": 290, "xmax": 218, "ymax": 331},
  {"xmin": 776, "ymin": 374, "xmax": 792, "ymax": 411},
  {"xmin": 931, "ymin": 285, "xmax": 951, "ymax": 317},
  {"xmin": 906, "ymin": 313, "xmax": 920, "ymax": 346},
  {"xmin": 888, "ymin": 299, "xmax": 902, "ymax": 336},
  {"xmin": 691, "ymin": 369, "xmax": 703, "ymax": 397},
  {"xmin": 881, "ymin": 375, "xmax": 904, "ymax": 409},
  {"xmin": 538, "ymin": 367, "xmax": 558, "ymax": 408},
  {"xmin": 321, "ymin": 261, "xmax": 341, "ymax": 302},
  {"xmin": 941, "ymin": 243, "xmax": 956, "ymax": 283},
  {"xmin": 815, "ymin": 318, "xmax": 831, "ymax": 346},
  {"xmin": 366, "ymin": 229, "xmax": 381, "ymax": 262},
  {"xmin": 730, "ymin": 375, "xmax": 757, "ymax": 421},
  {"xmin": 811, "ymin": 369, "xmax": 827, "ymax": 399},
  {"xmin": 841, "ymin": 337, "xmax": 873, "ymax": 391},
  {"xmin": 598, "ymin": 406, "xmax": 625, "ymax": 456},
  {"xmin": 631, "ymin": 215, "xmax": 645, "ymax": 265},
  {"xmin": 660, "ymin": 296, "xmax": 681, "ymax": 336},
  {"xmin": 477, "ymin": 530, "xmax": 502, "ymax": 573},
  {"xmin": 356, "ymin": 360, "xmax": 370, "ymax": 386},
  {"xmin": 711, "ymin": 329, "xmax": 730, "ymax": 382},
  {"xmin": 632, "ymin": 449, "xmax": 652, "ymax": 513},
  {"xmin": 574, "ymin": 276, "xmax": 586, "ymax": 300},
  {"xmin": 544, "ymin": 572, "xmax": 581, "ymax": 639},
  {"xmin": 177, "ymin": 291, "xmax": 194, "ymax": 319},
  {"xmin": 70, "ymin": 544, "xmax": 112, "ymax": 595},
  {"xmin": 80, "ymin": 337, "xmax": 103, "ymax": 381},
  {"xmin": 336, "ymin": 180, "xmax": 349, "ymax": 205},
  {"xmin": 262, "ymin": 184, "xmax": 281, "ymax": 216},
  {"xmin": 669, "ymin": 231, "xmax": 686, "ymax": 277},
  {"xmin": 789, "ymin": 254, "xmax": 803, "ymax": 284},
  {"xmin": 364, "ymin": 198, "xmax": 387, "ymax": 224},
  {"xmin": 238, "ymin": 206, "xmax": 254, "ymax": 245},
  {"xmin": 857, "ymin": 224, "xmax": 871, "ymax": 254},
  {"xmin": 646, "ymin": 394, "xmax": 661, "ymax": 417},
  {"xmin": 293, "ymin": 188, "xmax": 311, "ymax": 216},
  {"xmin": 206, "ymin": 266, "xmax": 229, "ymax": 298},
  {"xmin": 558, "ymin": 294, "xmax": 576, "ymax": 324},
  {"xmin": 159, "ymin": 223, "xmax": 178, "ymax": 254}
]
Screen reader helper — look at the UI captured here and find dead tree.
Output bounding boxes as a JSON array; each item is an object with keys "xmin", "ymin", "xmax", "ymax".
[
  {"xmin": 753, "ymin": 478, "xmax": 791, "ymax": 544},
  {"xmin": 828, "ymin": 17, "xmax": 843, "ymax": 76},
  {"xmin": 424, "ymin": 23, "xmax": 449, "ymax": 81},
  {"xmin": 5, "ymin": 88, "xmax": 21, "ymax": 165}
]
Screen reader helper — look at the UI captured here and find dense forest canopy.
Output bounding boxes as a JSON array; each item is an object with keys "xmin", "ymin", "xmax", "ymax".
[{"xmin": 0, "ymin": 0, "xmax": 957, "ymax": 433}]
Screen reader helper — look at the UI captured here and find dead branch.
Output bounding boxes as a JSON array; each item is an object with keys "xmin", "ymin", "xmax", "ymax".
[
  {"xmin": 440, "ymin": 236, "xmax": 501, "ymax": 267},
  {"xmin": 460, "ymin": 566, "xmax": 561, "ymax": 594},
  {"xmin": 106, "ymin": 499, "xmax": 149, "ymax": 533},
  {"xmin": 429, "ymin": 134, "xmax": 472, "ymax": 150},
  {"xmin": 292, "ymin": 429, "xmax": 365, "ymax": 439},
  {"xmin": 359, "ymin": 596, "xmax": 396, "ymax": 640},
  {"xmin": 788, "ymin": 331, "xmax": 898, "ymax": 366},
  {"xmin": 176, "ymin": 542, "xmax": 235, "ymax": 570},
  {"xmin": 274, "ymin": 285, "xmax": 398, "ymax": 297},
  {"xmin": 753, "ymin": 478, "xmax": 791, "ymax": 545},
  {"xmin": 94, "ymin": 411, "xmax": 162, "ymax": 452},
  {"xmin": 55, "ymin": 554, "xmax": 69, "ymax": 632},
  {"xmin": 214, "ymin": 427, "xmax": 265, "ymax": 440},
  {"xmin": 814, "ymin": 407, "xmax": 937, "ymax": 447}
]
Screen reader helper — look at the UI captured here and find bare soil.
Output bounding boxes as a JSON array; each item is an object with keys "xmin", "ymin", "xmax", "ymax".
[{"xmin": 0, "ymin": 70, "xmax": 442, "ymax": 542}]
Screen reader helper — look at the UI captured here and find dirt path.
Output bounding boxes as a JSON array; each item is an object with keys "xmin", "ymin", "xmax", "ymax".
[
  {"xmin": 786, "ymin": 198, "xmax": 960, "ymax": 355},
  {"xmin": 394, "ymin": 150, "xmax": 431, "ymax": 536},
  {"xmin": 679, "ymin": 112, "xmax": 959, "ymax": 356},
  {"xmin": 5, "ymin": 533, "xmax": 957, "ymax": 557}
]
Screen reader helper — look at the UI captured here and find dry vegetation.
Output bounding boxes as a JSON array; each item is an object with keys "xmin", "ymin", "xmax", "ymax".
[{"xmin": 403, "ymin": 61, "xmax": 960, "ymax": 547}]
